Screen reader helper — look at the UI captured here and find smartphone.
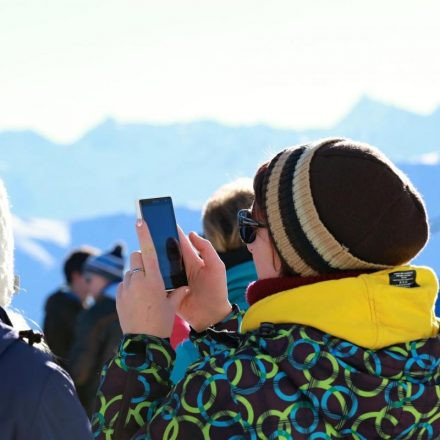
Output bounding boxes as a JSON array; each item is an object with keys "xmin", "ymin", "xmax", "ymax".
[{"xmin": 136, "ymin": 197, "xmax": 188, "ymax": 291}]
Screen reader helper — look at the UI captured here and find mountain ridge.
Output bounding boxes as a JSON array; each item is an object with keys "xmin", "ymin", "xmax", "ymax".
[
  {"xmin": 3, "ymin": 96, "xmax": 440, "ymax": 146},
  {"xmin": 0, "ymin": 96, "xmax": 439, "ymax": 221}
]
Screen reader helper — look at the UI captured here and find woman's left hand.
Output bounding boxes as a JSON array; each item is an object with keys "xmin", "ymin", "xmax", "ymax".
[{"xmin": 116, "ymin": 220, "xmax": 189, "ymax": 338}]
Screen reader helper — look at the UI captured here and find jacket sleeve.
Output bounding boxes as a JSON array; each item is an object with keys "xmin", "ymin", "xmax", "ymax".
[
  {"xmin": 92, "ymin": 334, "xmax": 175, "ymax": 440},
  {"xmin": 93, "ymin": 331, "xmax": 249, "ymax": 439},
  {"xmin": 190, "ymin": 304, "xmax": 245, "ymax": 357},
  {"xmin": 30, "ymin": 363, "xmax": 93, "ymax": 440}
]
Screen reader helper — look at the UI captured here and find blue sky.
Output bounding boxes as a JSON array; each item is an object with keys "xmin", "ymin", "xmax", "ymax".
[{"xmin": 1, "ymin": 0, "xmax": 439, "ymax": 143}]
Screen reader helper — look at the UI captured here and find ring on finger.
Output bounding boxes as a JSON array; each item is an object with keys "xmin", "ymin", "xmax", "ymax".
[{"xmin": 130, "ymin": 267, "xmax": 144, "ymax": 275}]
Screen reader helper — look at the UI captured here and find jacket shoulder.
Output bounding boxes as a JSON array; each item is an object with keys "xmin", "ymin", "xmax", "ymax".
[
  {"xmin": 45, "ymin": 289, "xmax": 81, "ymax": 311},
  {"xmin": 31, "ymin": 363, "xmax": 92, "ymax": 439},
  {"xmin": 0, "ymin": 325, "xmax": 92, "ymax": 438}
]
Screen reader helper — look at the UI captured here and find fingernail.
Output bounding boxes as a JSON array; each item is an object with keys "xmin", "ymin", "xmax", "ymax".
[
  {"xmin": 136, "ymin": 219, "xmax": 143, "ymax": 227},
  {"xmin": 135, "ymin": 200, "xmax": 142, "ymax": 221}
]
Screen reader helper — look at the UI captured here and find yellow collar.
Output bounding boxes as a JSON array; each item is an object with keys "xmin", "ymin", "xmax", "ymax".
[{"xmin": 241, "ymin": 266, "xmax": 439, "ymax": 349}]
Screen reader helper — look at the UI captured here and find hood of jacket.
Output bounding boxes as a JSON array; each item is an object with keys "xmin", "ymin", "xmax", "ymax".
[
  {"xmin": 0, "ymin": 322, "xmax": 17, "ymax": 359},
  {"xmin": 242, "ymin": 266, "xmax": 439, "ymax": 349}
]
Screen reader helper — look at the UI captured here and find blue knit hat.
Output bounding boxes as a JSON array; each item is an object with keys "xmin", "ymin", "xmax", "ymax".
[{"xmin": 83, "ymin": 244, "xmax": 125, "ymax": 283}]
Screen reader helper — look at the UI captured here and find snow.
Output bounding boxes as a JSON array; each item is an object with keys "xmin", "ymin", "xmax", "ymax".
[{"xmin": 12, "ymin": 217, "xmax": 71, "ymax": 267}]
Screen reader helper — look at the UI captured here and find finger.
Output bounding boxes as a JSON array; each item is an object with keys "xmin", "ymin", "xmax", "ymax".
[
  {"xmin": 130, "ymin": 251, "xmax": 144, "ymax": 272},
  {"xmin": 168, "ymin": 286, "xmax": 190, "ymax": 308},
  {"xmin": 116, "ymin": 282, "xmax": 124, "ymax": 304},
  {"xmin": 123, "ymin": 270, "xmax": 131, "ymax": 286},
  {"xmin": 116, "ymin": 282, "xmax": 125, "ymax": 321},
  {"xmin": 136, "ymin": 220, "xmax": 160, "ymax": 274},
  {"xmin": 177, "ymin": 226, "xmax": 202, "ymax": 262},
  {"xmin": 188, "ymin": 232, "xmax": 223, "ymax": 268},
  {"xmin": 177, "ymin": 226, "xmax": 203, "ymax": 271}
]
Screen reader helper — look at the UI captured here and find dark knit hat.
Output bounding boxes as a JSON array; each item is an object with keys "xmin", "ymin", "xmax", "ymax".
[
  {"xmin": 263, "ymin": 138, "xmax": 429, "ymax": 276},
  {"xmin": 83, "ymin": 244, "xmax": 125, "ymax": 283}
]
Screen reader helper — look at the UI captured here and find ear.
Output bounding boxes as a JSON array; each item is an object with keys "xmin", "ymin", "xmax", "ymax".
[
  {"xmin": 268, "ymin": 232, "xmax": 283, "ymax": 276},
  {"xmin": 274, "ymin": 253, "xmax": 283, "ymax": 276}
]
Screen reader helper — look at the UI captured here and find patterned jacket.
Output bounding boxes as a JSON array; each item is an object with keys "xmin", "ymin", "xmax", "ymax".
[{"xmin": 92, "ymin": 266, "xmax": 440, "ymax": 439}]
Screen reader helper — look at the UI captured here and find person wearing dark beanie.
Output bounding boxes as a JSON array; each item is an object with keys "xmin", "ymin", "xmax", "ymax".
[
  {"xmin": 83, "ymin": 244, "xmax": 125, "ymax": 286},
  {"xmin": 92, "ymin": 138, "xmax": 440, "ymax": 440},
  {"xmin": 69, "ymin": 244, "xmax": 125, "ymax": 416}
]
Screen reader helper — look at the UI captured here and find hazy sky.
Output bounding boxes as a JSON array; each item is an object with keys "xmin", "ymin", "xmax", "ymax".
[{"xmin": 1, "ymin": 0, "xmax": 439, "ymax": 143}]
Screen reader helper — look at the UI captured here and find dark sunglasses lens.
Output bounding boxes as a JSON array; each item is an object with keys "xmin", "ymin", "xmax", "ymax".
[{"xmin": 239, "ymin": 225, "xmax": 257, "ymax": 244}]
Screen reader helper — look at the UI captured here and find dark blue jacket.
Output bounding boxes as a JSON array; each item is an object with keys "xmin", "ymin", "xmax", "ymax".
[
  {"xmin": 69, "ymin": 282, "xmax": 122, "ymax": 416},
  {"xmin": 0, "ymin": 319, "xmax": 92, "ymax": 439}
]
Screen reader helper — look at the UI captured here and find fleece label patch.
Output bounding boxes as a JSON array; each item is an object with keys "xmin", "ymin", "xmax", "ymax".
[{"xmin": 389, "ymin": 270, "xmax": 418, "ymax": 288}]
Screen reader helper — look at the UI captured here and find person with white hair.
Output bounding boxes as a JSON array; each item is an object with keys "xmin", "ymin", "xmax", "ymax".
[{"xmin": 0, "ymin": 179, "xmax": 93, "ymax": 439}]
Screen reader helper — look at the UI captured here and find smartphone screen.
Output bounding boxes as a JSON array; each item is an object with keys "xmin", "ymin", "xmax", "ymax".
[{"xmin": 138, "ymin": 197, "xmax": 188, "ymax": 290}]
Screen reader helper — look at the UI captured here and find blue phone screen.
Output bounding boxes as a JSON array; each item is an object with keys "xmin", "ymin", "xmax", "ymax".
[{"xmin": 139, "ymin": 197, "xmax": 187, "ymax": 290}]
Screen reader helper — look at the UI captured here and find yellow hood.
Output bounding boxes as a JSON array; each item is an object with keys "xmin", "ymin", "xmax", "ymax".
[{"xmin": 241, "ymin": 266, "xmax": 439, "ymax": 349}]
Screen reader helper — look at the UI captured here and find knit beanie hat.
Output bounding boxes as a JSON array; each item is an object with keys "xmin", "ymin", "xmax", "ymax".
[
  {"xmin": 83, "ymin": 244, "xmax": 125, "ymax": 283},
  {"xmin": 263, "ymin": 138, "xmax": 429, "ymax": 276},
  {"xmin": 0, "ymin": 179, "xmax": 15, "ymax": 308}
]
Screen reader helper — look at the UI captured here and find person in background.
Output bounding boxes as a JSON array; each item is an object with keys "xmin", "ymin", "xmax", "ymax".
[
  {"xmin": 69, "ymin": 244, "xmax": 125, "ymax": 416},
  {"xmin": 93, "ymin": 138, "xmax": 440, "ymax": 439},
  {"xmin": 171, "ymin": 178, "xmax": 257, "ymax": 382},
  {"xmin": 43, "ymin": 247, "xmax": 98, "ymax": 370},
  {"xmin": 0, "ymin": 178, "xmax": 92, "ymax": 439},
  {"xmin": 203, "ymin": 178, "xmax": 257, "ymax": 309}
]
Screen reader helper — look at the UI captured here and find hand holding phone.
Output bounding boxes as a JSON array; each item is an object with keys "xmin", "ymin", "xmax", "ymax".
[
  {"xmin": 175, "ymin": 228, "xmax": 232, "ymax": 332},
  {"xmin": 116, "ymin": 196, "xmax": 231, "ymax": 337},
  {"xmin": 137, "ymin": 197, "xmax": 188, "ymax": 290},
  {"xmin": 116, "ymin": 220, "xmax": 189, "ymax": 337}
]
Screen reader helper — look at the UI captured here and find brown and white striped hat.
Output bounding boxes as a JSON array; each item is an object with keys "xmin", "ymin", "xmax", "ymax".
[{"xmin": 263, "ymin": 138, "xmax": 429, "ymax": 276}]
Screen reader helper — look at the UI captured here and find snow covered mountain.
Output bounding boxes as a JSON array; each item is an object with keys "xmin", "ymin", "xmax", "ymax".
[{"xmin": 1, "ymin": 97, "xmax": 439, "ymax": 220}]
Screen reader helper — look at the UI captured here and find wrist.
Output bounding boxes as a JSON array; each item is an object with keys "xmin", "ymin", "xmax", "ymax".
[
  {"xmin": 118, "ymin": 334, "xmax": 175, "ymax": 370},
  {"xmin": 120, "ymin": 313, "xmax": 174, "ymax": 339},
  {"xmin": 191, "ymin": 302, "xmax": 233, "ymax": 333}
]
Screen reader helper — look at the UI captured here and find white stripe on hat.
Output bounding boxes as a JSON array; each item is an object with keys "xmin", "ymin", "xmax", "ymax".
[{"xmin": 86, "ymin": 260, "xmax": 124, "ymax": 278}]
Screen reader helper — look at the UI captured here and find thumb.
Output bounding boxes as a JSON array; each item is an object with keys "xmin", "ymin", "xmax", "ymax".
[
  {"xmin": 169, "ymin": 286, "xmax": 190, "ymax": 308},
  {"xmin": 188, "ymin": 232, "xmax": 223, "ymax": 268}
]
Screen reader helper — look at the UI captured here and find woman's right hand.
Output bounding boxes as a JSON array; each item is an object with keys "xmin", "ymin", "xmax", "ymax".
[{"xmin": 177, "ymin": 227, "xmax": 232, "ymax": 332}]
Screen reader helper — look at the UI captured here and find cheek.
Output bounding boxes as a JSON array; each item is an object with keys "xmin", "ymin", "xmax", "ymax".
[
  {"xmin": 250, "ymin": 230, "xmax": 281, "ymax": 279},
  {"xmin": 88, "ymin": 279, "xmax": 99, "ymax": 293}
]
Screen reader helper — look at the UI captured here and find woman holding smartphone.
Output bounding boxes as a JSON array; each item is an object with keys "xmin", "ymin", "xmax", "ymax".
[{"xmin": 92, "ymin": 138, "xmax": 440, "ymax": 439}]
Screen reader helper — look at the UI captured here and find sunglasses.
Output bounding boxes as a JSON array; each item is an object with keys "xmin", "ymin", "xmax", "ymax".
[{"xmin": 237, "ymin": 209, "xmax": 267, "ymax": 244}]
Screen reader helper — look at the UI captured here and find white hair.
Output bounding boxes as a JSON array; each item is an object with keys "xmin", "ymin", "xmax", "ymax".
[{"xmin": 0, "ymin": 179, "xmax": 15, "ymax": 308}]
